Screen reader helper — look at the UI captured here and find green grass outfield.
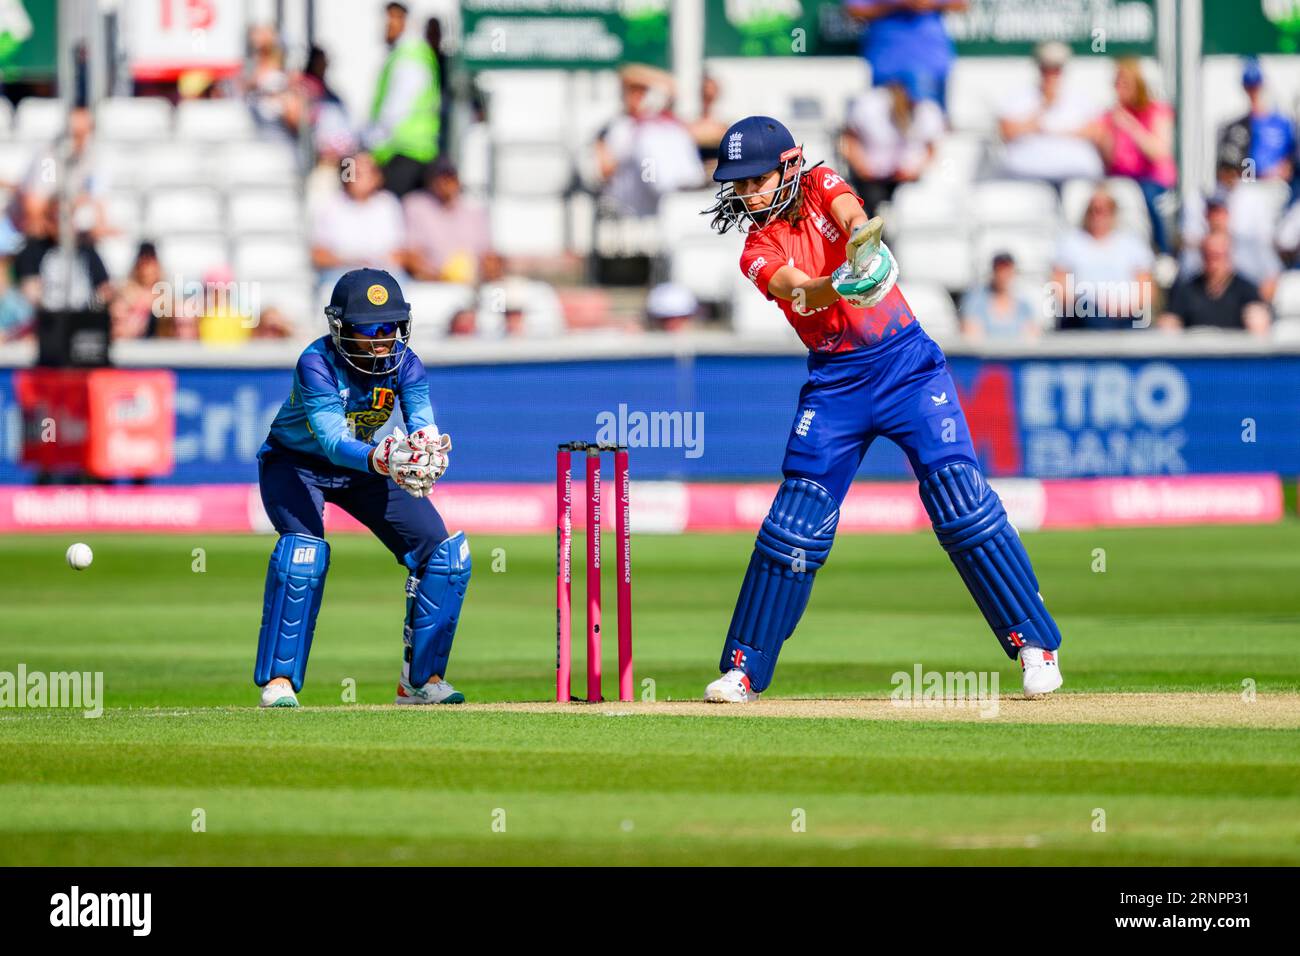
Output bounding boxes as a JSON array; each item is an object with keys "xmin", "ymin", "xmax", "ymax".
[{"xmin": 1, "ymin": 523, "xmax": 1298, "ymax": 865}]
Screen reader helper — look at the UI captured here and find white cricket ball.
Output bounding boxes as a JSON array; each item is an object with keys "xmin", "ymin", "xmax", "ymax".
[{"xmin": 66, "ymin": 542, "xmax": 93, "ymax": 571}]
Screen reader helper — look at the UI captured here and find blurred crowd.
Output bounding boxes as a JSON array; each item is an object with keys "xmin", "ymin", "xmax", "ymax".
[{"xmin": 5, "ymin": 0, "xmax": 1300, "ymax": 350}]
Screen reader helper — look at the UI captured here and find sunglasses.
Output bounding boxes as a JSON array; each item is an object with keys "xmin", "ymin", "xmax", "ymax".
[{"xmin": 348, "ymin": 321, "xmax": 398, "ymax": 337}]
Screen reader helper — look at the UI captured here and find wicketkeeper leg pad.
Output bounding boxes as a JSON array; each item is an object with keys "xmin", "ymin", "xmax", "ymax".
[
  {"xmin": 720, "ymin": 478, "xmax": 840, "ymax": 693},
  {"xmin": 404, "ymin": 531, "xmax": 472, "ymax": 686},
  {"xmin": 919, "ymin": 461, "xmax": 1062, "ymax": 659},
  {"xmin": 255, "ymin": 533, "xmax": 330, "ymax": 692}
]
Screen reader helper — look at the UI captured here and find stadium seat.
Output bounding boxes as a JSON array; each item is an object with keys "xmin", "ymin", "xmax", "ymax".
[
  {"xmin": 493, "ymin": 142, "xmax": 572, "ymax": 196},
  {"xmin": 482, "ymin": 71, "xmax": 569, "ymax": 144},
  {"xmin": 893, "ymin": 230, "xmax": 975, "ymax": 292},
  {"xmin": 669, "ymin": 236, "xmax": 743, "ymax": 304},
  {"xmin": 217, "ymin": 141, "xmax": 298, "ymax": 188},
  {"xmin": 233, "ymin": 235, "xmax": 311, "ymax": 280},
  {"xmin": 946, "ymin": 58, "xmax": 1037, "ymax": 133},
  {"xmin": 0, "ymin": 142, "xmax": 34, "ymax": 185},
  {"xmin": 457, "ymin": 121, "xmax": 491, "ymax": 194},
  {"xmin": 898, "ymin": 281, "xmax": 959, "ymax": 340},
  {"xmin": 255, "ymin": 279, "xmax": 317, "ymax": 332},
  {"xmin": 97, "ymin": 143, "xmax": 143, "ymax": 191},
  {"xmin": 145, "ymin": 187, "xmax": 224, "ymax": 234},
  {"xmin": 176, "ymin": 99, "xmax": 255, "ymax": 141},
  {"xmin": 1272, "ymin": 271, "xmax": 1300, "ymax": 320},
  {"xmin": 139, "ymin": 145, "xmax": 209, "ymax": 187},
  {"xmin": 657, "ymin": 189, "xmax": 722, "ymax": 245},
  {"xmin": 1272, "ymin": 316, "xmax": 1300, "ymax": 342},
  {"xmin": 13, "ymin": 98, "xmax": 65, "ymax": 141},
  {"xmin": 971, "ymin": 179, "xmax": 1060, "ymax": 228},
  {"xmin": 228, "ymin": 188, "xmax": 302, "ymax": 233},
  {"xmin": 490, "ymin": 196, "xmax": 566, "ymax": 257},
  {"xmin": 567, "ymin": 192, "xmax": 595, "ymax": 256},
  {"xmin": 97, "ymin": 235, "xmax": 139, "ymax": 280},
  {"xmin": 920, "ymin": 133, "xmax": 987, "ymax": 192},
  {"xmin": 105, "ymin": 191, "xmax": 142, "ymax": 237},
  {"xmin": 404, "ymin": 281, "xmax": 476, "ymax": 342},
  {"xmin": 890, "ymin": 182, "xmax": 964, "ymax": 231},
  {"xmin": 728, "ymin": 271, "xmax": 803, "ymax": 343},
  {"xmin": 972, "ymin": 225, "xmax": 1058, "ymax": 284},
  {"xmin": 157, "ymin": 234, "xmax": 229, "ymax": 280},
  {"xmin": 95, "ymin": 97, "xmax": 173, "ymax": 141}
]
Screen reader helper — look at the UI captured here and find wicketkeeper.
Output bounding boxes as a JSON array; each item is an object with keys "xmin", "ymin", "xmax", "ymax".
[
  {"xmin": 702, "ymin": 116, "xmax": 1063, "ymax": 702},
  {"xmin": 254, "ymin": 268, "xmax": 470, "ymax": 708}
]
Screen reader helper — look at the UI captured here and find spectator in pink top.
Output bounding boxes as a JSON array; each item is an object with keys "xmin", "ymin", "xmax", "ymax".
[
  {"xmin": 1088, "ymin": 58, "xmax": 1175, "ymax": 252},
  {"xmin": 403, "ymin": 160, "xmax": 492, "ymax": 283}
]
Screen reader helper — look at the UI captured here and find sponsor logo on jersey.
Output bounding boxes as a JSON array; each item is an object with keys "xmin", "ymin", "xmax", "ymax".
[
  {"xmin": 727, "ymin": 131, "xmax": 743, "ymax": 160},
  {"xmin": 931, "ymin": 392, "xmax": 949, "ymax": 405},
  {"xmin": 822, "ymin": 171, "xmax": 844, "ymax": 190},
  {"xmin": 346, "ymin": 387, "xmax": 397, "ymax": 441},
  {"xmin": 746, "ymin": 256, "xmax": 767, "ymax": 282},
  {"xmin": 367, "ymin": 284, "xmax": 389, "ymax": 305}
]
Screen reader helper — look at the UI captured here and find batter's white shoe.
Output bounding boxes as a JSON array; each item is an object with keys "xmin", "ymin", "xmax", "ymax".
[
  {"xmin": 259, "ymin": 682, "xmax": 299, "ymax": 708},
  {"xmin": 395, "ymin": 676, "xmax": 465, "ymax": 705},
  {"xmin": 1020, "ymin": 646, "xmax": 1062, "ymax": 697},
  {"xmin": 704, "ymin": 668, "xmax": 758, "ymax": 703}
]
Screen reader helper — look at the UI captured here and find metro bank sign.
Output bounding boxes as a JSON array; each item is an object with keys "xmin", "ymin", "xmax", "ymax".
[{"xmin": 956, "ymin": 360, "xmax": 1249, "ymax": 478}]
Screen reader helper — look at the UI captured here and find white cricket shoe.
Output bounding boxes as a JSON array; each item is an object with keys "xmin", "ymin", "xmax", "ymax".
[
  {"xmin": 395, "ymin": 675, "xmax": 465, "ymax": 705},
  {"xmin": 1020, "ymin": 646, "xmax": 1062, "ymax": 697},
  {"xmin": 259, "ymin": 682, "xmax": 299, "ymax": 708},
  {"xmin": 704, "ymin": 668, "xmax": 758, "ymax": 703}
]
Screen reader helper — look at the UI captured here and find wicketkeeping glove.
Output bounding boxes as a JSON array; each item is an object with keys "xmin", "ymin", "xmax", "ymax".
[
  {"xmin": 371, "ymin": 429, "xmax": 408, "ymax": 477},
  {"xmin": 404, "ymin": 427, "xmax": 451, "ymax": 484}
]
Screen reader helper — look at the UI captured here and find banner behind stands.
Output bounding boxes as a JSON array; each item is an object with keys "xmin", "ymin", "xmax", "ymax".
[
  {"xmin": 0, "ymin": 353, "xmax": 1296, "ymax": 483},
  {"xmin": 703, "ymin": 0, "xmax": 1158, "ymax": 59}
]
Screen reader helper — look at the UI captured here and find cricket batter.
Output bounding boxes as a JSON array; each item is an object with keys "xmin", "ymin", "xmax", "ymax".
[
  {"xmin": 254, "ymin": 268, "xmax": 470, "ymax": 708},
  {"xmin": 702, "ymin": 117, "xmax": 1062, "ymax": 702}
]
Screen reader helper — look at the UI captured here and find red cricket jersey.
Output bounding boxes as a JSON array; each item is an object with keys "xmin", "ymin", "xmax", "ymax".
[{"xmin": 738, "ymin": 165, "xmax": 916, "ymax": 353}]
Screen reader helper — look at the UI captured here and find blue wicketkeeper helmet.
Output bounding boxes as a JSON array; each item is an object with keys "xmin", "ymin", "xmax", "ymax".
[
  {"xmin": 324, "ymin": 268, "xmax": 413, "ymax": 376},
  {"xmin": 706, "ymin": 115, "xmax": 806, "ymax": 234}
]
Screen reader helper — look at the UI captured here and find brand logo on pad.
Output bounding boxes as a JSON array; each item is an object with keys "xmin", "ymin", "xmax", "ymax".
[
  {"xmin": 292, "ymin": 546, "xmax": 317, "ymax": 564},
  {"xmin": 1007, "ymin": 630, "xmax": 1025, "ymax": 647},
  {"xmin": 730, "ymin": 649, "xmax": 747, "ymax": 668}
]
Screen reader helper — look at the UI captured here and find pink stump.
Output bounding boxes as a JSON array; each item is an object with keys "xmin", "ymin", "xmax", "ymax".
[
  {"xmin": 615, "ymin": 448, "xmax": 633, "ymax": 702},
  {"xmin": 555, "ymin": 446, "xmax": 572, "ymax": 702},
  {"xmin": 586, "ymin": 447, "xmax": 602, "ymax": 702}
]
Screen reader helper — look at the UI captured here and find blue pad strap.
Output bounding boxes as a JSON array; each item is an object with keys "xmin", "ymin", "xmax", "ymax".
[
  {"xmin": 255, "ymin": 533, "xmax": 330, "ymax": 692},
  {"xmin": 919, "ymin": 462, "xmax": 1061, "ymax": 658},
  {"xmin": 405, "ymin": 532, "xmax": 472, "ymax": 686},
  {"xmin": 721, "ymin": 478, "xmax": 839, "ymax": 692}
]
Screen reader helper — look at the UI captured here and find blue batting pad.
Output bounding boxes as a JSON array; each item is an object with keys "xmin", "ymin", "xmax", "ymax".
[
  {"xmin": 255, "ymin": 533, "xmax": 330, "ymax": 692},
  {"xmin": 919, "ymin": 461, "xmax": 1062, "ymax": 658},
  {"xmin": 720, "ymin": 478, "xmax": 840, "ymax": 692},
  {"xmin": 405, "ymin": 531, "xmax": 472, "ymax": 686}
]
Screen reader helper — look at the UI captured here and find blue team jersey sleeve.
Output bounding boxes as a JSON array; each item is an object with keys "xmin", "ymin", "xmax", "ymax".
[
  {"xmin": 397, "ymin": 351, "xmax": 436, "ymax": 433},
  {"xmin": 296, "ymin": 349, "xmax": 375, "ymax": 473}
]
